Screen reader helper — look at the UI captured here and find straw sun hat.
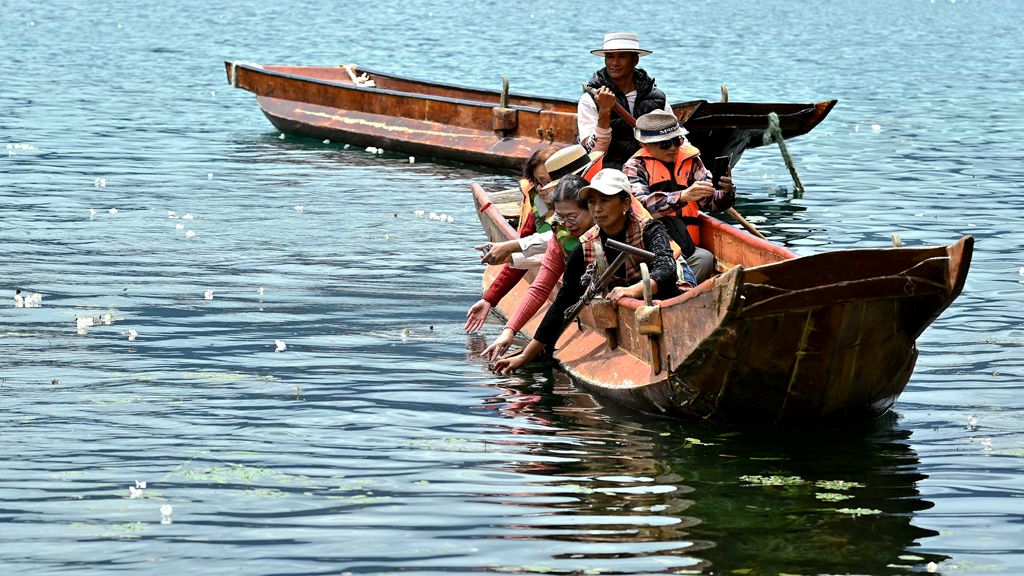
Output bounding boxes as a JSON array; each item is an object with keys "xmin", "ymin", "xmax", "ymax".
[
  {"xmin": 633, "ymin": 110, "xmax": 687, "ymax": 144},
  {"xmin": 591, "ymin": 32, "xmax": 652, "ymax": 56},
  {"xmin": 541, "ymin": 145, "xmax": 602, "ymax": 190}
]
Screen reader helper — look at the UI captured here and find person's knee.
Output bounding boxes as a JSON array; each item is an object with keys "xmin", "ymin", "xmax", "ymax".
[{"xmin": 687, "ymin": 248, "xmax": 715, "ymax": 283}]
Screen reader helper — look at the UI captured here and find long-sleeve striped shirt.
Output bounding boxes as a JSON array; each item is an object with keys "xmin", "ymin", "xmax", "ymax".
[{"xmin": 621, "ymin": 153, "xmax": 735, "ymax": 218}]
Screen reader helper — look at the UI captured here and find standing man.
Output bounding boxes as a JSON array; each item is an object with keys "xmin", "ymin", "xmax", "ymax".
[{"xmin": 578, "ymin": 32, "xmax": 675, "ymax": 170}]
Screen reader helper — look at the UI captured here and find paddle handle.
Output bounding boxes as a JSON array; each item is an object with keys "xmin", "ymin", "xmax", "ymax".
[
  {"xmin": 582, "ymin": 85, "xmax": 637, "ymax": 127},
  {"xmin": 726, "ymin": 207, "xmax": 767, "ymax": 240}
]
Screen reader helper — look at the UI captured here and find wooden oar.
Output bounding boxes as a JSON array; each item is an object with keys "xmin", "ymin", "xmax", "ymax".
[{"xmin": 583, "ymin": 85, "xmax": 767, "ymax": 240}]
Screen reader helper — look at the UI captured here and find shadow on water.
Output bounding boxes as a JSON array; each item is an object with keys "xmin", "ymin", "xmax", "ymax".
[{"xmin": 473, "ymin": 357, "xmax": 948, "ymax": 575}]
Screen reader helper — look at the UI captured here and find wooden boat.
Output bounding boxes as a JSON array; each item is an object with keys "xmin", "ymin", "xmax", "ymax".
[
  {"xmin": 225, "ymin": 61, "xmax": 837, "ymax": 171},
  {"xmin": 472, "ymin": 184, "xmax": 973, "ymax": 427}
]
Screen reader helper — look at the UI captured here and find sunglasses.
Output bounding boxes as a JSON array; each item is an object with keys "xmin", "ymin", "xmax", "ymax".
[{"xmin": 656, "ymin": 136, "xmax": 683, "ymax": 151}]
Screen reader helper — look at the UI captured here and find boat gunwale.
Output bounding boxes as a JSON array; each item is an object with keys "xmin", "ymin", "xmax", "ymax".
[{"xmin": 230, "ymin": 62, "xmax": 552, "ymax": 114}]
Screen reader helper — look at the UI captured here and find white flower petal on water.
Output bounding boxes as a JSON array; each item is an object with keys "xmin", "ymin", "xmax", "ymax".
[
  {"xmin": 207, "ymin": 172, "xmax": 213, "ymax": 179},
  {"xmin": 160, "ymin": 504, "xmax": 173, "ymax": 517},
  {"xmin": 135, "ymin": 480, "xmax": 147, "ymax": 489},
  {"xmin": 294, "ymin": 205, "xmax": 304, "ymax": 213},
  {"xmin": 127, "ymin": 328, "xmax": 138, "ymax": 341},
  {"xmin": 428, "ymin": 212, "xmax": 439, "ymax": 220},
  {"xmin": 967, "ymin": 414, "xmax": 977, "ymax": 430},
  {"xmin": 76, "ymin": 316, "xmax": 94, "ymax": 334},
  {"xmin": 14, "ymin": 291, "xmax": 24, "ymax": 308},
  {"xmin": 445, "ymin": 215, "xmax": 455, "ymax": 223},
  {"xmin": 181, "ymin": 213, "xmax": 194, "ymax": 220},
  {"xmin": 257, "ymin": 286, "xmax": 265, "ymax": 296},
  {"xmin": 24, "ymin": 292, "xmax": 42, "ymax": 307},
  {"xmin": 128, "ymin": 486, "xmax": 143, "ymax": 498},
  {"xmin": 184, "ymin": 230, "xmax": 196, "ymax": 239},
  {"xmin": 168, "ymin": 211, "xmax": 177, "ymax": 219},
  {"xmin": 414, "ymin": 210, "xmax": 425, "ymax": 218},
  {"xmin": 204, "ymin": 289, "xmax": 214, "ymax": 300},
  {"xmin": 365, "ymin": 146, "xmax": 377, "ymax": 153},
  {"xmin": 108, "ymin": 208, "xmax": 118, "ymax": 215},
  {"xmin": 926, "ymin": 561, "xmax": 937, "ymax": 573},
  {"xmin": 409, "ymin": 156, "xmax": 415, "ymax": 163},
  {"xmin": 175, "ymin": 223, "xmax": 184, "ymax": 230},
  {"xmin": 1019, "ymin": 267, "xmax": 1024, "ymax": 276},
  {"xmin": 871, "ymin": 124, "xmax": 882, "ymax": 133},
  {"xmin": 323, "ymin": 139, "xmax": 330, "ymax": 144},
  {"xmin": 376, "ymin": 148, "xmax": 384, "ymax": 155},
  {"xmin": 100, "ymin": 313, "xmax": 112, "ymax": 325},
  {"xmin": 275, "ymin": 339, "xmax": 286, "ymax": 352},
  {"xmin": 89, "ymin": 208, "xmax": 96, "ymax": 218},
  {"xmin": 343, "ymin": 144, "xmax": 350, "ymax": 149},
  {"xmin": 279, "ymin": 133, "xmax": 286, "ymax": 140}
]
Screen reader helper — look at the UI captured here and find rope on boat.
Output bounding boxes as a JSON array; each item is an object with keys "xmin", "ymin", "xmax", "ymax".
[{"xmin": 763, "ymin": 112, "xmax": 806, "ymax": 198}]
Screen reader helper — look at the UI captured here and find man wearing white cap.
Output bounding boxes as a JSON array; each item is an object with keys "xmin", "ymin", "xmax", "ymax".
[{"xmin": 578, "ymin": 32, "xmax": 675, "ymax": 170}]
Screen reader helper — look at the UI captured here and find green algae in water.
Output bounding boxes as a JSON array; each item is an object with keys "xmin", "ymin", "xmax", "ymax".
[
  {"xmin": 815, "ymin": 492, "xmax": 855, "ymax": 502},
  {"xmin": 815, "ymin": 479, "xmax": 864, "ymax": 490},
  {"xmin": 739, "ymin": 475, "xmax": 806, "ymax": 486},
  {"xmin": 834, "ymin": 507, "xmax": 882, "ymax": 516}
]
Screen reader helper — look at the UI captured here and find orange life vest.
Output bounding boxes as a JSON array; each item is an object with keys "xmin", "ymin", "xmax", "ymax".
[{"xmin": 632, "ymin": 145, "xmax": 702, "ymax": 247}]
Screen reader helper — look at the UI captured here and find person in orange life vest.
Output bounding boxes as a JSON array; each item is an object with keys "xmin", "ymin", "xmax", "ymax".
[
  {"xmin": 578, "ymin": 32, "xmax": 675, "ymax": 170},
  {"xmin": 493, "ymin": 169, "xmax": 679, "ymax": 375},
  {"xmin": 621, "ymin": 109, "xmax": 735, "ymax": 284},
  {"xmin": 480, "ymin": 174, "xmax": 595, "ymax": 360},
  {"xmin": 465, "ymin": 145, "xmax": 600, "ymax": 333}
]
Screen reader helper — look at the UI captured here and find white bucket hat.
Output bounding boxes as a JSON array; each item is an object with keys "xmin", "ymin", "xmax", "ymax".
[
  {"xmin": 578, "ymin": 169, "xmax": 632, "ymax": 201},
  {"xmin": 591, "ymin": 32, "xmax": 652, "ymax": 57},
  {"xmin": 633, "ymin": 109, "xmax": 687, "ymax": 143},
  {"xmin": 541, "ymin": 145, "xmax": 603, "ymax": 190}
]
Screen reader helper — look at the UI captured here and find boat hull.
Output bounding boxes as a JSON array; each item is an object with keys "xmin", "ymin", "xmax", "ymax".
[
  {"xmin": 472, "ymin": 184, "xmax": 972, "ymax": 427},
  {"xmin": 227, "ymin": 62, "xmax": 837, "ymax": 170}
]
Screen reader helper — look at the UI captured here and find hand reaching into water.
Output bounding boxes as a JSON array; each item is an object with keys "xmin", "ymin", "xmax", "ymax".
[
  {"xmin": 482, "ymin": 328, "xmax": 515, "ymax": 360},
  {"xmin": 464, "ymin": 299, "xmax": 491, "ymax": 333}
]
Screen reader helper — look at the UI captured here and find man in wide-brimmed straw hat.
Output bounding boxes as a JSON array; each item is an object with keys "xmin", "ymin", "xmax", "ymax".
[
  {"xmin": 621, "ymin": 109, "xmax": 736, "ymax": 283},
  {"xmin": 578, "ymin": 32, "xmax": 675, "ymax": 170}
]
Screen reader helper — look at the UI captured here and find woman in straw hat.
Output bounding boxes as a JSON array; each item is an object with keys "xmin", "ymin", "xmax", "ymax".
[
  {"xmin": 578, "ymin": 32, "xmax": 675, "ymax": 170},
  {"xmin": 493, "ymin": 168, "xmax": 680, "ymax": 374},
  {"xmin": 465, "ymin": 145, "xmax": 600, "ymax": 333}
]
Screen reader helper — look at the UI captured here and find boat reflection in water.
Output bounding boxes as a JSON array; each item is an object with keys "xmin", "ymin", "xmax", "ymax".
[{"xmin": 474, "ymin": 365, "xmax": 948, "ymax": 575}]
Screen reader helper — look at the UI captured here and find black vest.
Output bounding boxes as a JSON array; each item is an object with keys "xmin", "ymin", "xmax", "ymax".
[{"xmin": 584, "ymin": 68, "xmax": 667, "ymax": 170}]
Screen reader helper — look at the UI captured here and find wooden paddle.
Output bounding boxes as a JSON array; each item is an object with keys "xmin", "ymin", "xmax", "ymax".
[{"xmin": 582, "ymin": 86, "xmax": 768, "ymax": 241}]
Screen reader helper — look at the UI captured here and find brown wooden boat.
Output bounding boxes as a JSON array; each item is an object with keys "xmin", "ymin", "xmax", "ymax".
[
  {"xmin": 472, "ymin": 184, "xmax": 973, "ymax": 427},
  {"xmin": 225, "ymin": 61, "xmax": 837, "ymax": 171}
]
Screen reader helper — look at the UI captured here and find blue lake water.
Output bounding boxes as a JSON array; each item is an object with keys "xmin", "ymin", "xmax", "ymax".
[{"xmin": 2, "ymin": 0, "xmax": 1023, "ymax": 574}]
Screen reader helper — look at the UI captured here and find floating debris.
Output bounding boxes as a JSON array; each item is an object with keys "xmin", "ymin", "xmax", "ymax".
[
  {"xmin": 168, "ymin": 211, "xmax": 177, "ymax": 219},
  {"xmin": 279, "ymin": 133, "xmax": 286, "ymax": 140},
  {"xmin": 76, "ymin": 316, "xmax": 94, "ymax": 335},
  {"xmin": 99, "ymin": 313, "xmax": 112, "ymax": 326},
  {"xmin": 871, "ymin": 124, "xmax": 882, "ymax": 133},
  {"xmin": 184, "ymin": 230, "xmax": 196, "ymax": 239},
  {"xmin": 323, "ymin": 139, "xmax": 330, "ymax": 144},
  {"xmin": 89, "ymin": 208, "xmax": 96, "ymax": 218},
  {"xmin": 181, "ymin": 213, "xmax": 194, "ymax": 220},
  {"xmin": 409, "ymin": 156, "xmax": 415, "ymax": 163},
  {"xmin": 294, "ymin": 205, "xmax": 304, "ymax": 213},
  {"xmin": 207, "ymin": 172, "xmax": 213, "ymax": 179},
  {"xmin": 275, "ymin": 339, "xmax": 286, "ymax": 352},
  {"xmin": 94, "ymin": 177, "xmax": 107, "ymax": 188},
  {"xmin": 414, "ymin": 210, "xmax": 425, "ymax": 218},
  {"xmin": 175, "ymin": 223, "xmax": 184, "ymax": 230},
  {"xmin": 204, "ymin": 289, "xmax": 214, "ymax": 301},
  {"xmin": 127, "ymin": 328, "xmax": 138, "ymax": 341},
  {"xmin": 365, "ymin": 146, "xmax": 378, "ymax": 154},
  {"xmin": 891, "ymin": 233, "xmax": 902, "ymax": 247},
  {"xmin": 13, "ymin": 289, "xmax": 24, "ymax": 307},
  {"xmin": 967, "ymin": 414, "xmax": 977, "ymax": 430}
]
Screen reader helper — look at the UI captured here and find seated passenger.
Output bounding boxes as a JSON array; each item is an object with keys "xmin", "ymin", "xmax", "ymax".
[
  {"xmin": 481, "ymin": 174, "xmax": 594, "ymax": 360},
  {"xmin": 621, "ymin": 109, "xmax": 735, "ymax": 283},
  {"xmin": 493, "ymin": 169, "xmax": 679, "ymax": 374},
  {"xmin": 465, "ymin": 145, "xmax": 599, "ymax": 333}
]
